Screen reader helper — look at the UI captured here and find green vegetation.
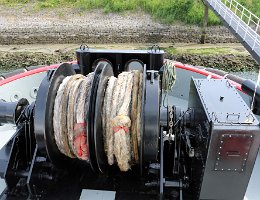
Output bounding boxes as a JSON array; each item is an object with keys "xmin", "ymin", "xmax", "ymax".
[
  {"xmin": 163, "ymin": 46, "xmax": 246, "ymax": 56},
  {"xmin": 0, "ymin": 0, "xmax": 220, "ymax": 25},
  {"xmin": 0, "ymin": 0, "xmax": 260, "ymax": 25}
]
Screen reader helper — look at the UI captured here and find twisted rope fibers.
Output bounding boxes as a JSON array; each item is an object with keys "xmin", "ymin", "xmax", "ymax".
[
  {"xmin": 103, "ymin": 71, "xmax": 143, "ymax": 171},
  {"xmin": 53, "ymin": 73, "xmax": 94, "ymax": 160},
  {"xmin": 53, "ymin": 70, "xmax": 142, "ymax": 171},
  {"xmin": 162, "ymin": 59, "xmax": 176, "ymax": 107}
]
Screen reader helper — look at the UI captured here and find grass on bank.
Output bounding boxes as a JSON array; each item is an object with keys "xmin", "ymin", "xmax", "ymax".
[
  {"xmin": 0, "ymin": 0, "xmax": 220, "ymax": 25},
  {"xmin": 1, "ymin": 0, "xmax": 260, "ymax": 25}
]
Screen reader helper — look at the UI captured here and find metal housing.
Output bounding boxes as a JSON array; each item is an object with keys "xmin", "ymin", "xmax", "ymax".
[{"xmin": 188, "ymin": 78, "xmax": 260, "ymax": 200}]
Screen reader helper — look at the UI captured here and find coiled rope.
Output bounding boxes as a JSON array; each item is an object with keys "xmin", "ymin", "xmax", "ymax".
[
  {"xmin": 162, "ymin": 59, "xmax": 176, "ymax": 107},
  {"xmin": 53, "ymin": 73, "xmax": 94, "ymax": 160},
  {"xmin": 102, "ymin": 71, "xmax": 142, "ymax": 171},
  {"xmin": 53, "ymin": 70, "xmax": 142, "ymax": 171},
  {"xmin": 162, "ymin": 59, "xmax": 176, "ymax": 92}
]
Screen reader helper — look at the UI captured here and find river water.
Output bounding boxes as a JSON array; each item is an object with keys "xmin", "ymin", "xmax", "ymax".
[{"xmin": 233, "ymin": 71, "xmax": 259, "ymax": 82}]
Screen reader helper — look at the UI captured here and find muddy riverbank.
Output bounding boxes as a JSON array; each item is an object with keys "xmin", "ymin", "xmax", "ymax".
[
  {"xmin": 0, "ymin": 43, "xmax": 258, "ymax": 73},
  {"xmin": 0, "ymin": 6, "xmax": 237, "ymax": 45}
]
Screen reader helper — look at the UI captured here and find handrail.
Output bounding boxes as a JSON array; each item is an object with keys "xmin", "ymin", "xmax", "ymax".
[{"xmin": 207, "ymin": 0, "xmax": 260, "ymax": 51}]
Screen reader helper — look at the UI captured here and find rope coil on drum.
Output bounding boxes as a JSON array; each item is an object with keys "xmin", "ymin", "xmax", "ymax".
[
  {"xmin": 53, "ymin": 73, "xmax": 94, "ymax": 160},
  {"xmin": 103, "ymin": 71, "xmax": 142, "ymax": 171},
  {"xmin": 52, "ymin": 64, "xmax": 143, "ymax": 172}
]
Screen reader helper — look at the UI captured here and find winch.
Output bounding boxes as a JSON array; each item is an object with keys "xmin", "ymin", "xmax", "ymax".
[{"xmin": 0, "ymin": 47, "xmax": 259, "ymax": 200}]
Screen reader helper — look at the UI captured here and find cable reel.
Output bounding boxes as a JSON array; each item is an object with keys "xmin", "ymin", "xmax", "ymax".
[{"xmin": 34, "ymin": 62, "xmax": 161, "ymax": 174}]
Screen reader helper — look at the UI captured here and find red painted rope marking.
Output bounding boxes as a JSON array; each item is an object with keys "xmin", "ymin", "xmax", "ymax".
[
  {"xmin": 73, "ymin": 122, "xmax": 88, "ymax": 159},
  {"xmin": 113, "ymin": 126, "xmax": 129, "ymax": 133}
]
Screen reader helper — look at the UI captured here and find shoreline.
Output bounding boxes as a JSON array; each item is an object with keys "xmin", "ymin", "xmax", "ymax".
[
  {"xmin": 0, "ymin": 6, "xmax": 237, "ymax": 45},
  {"xmin": 0, "ymin": 43, "xmax": 258, "ymax": 73}
]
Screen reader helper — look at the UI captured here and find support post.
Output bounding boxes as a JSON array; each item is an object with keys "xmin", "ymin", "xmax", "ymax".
[{"xmin": 201, "ymin": 1, "xmax": 209, "ymax": 44}]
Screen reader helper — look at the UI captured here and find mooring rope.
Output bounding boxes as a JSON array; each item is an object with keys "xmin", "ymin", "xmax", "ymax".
[
  {"xmin": 136, "ymin": 72, "xmax": 142, "ymax": 149},
  {"xmin": 162, "ymin": 59, "xmax": 176, "ymax": 107},
  {"xmin": 103, "ymin": 76, "xmax": 117, "ymax": 165},
  {"xmin": 67, "ymin": 75, "xmax": 85, "ymax": 157},
  {"xmin": 53, "ymin": 76, "xmax": 71, "ymax": 156},
  {"xmin": 162, "ymin": 59, "xmax": 176, "ymax": 92},
  {"xmin": 103, "ymin": 71, "xmax": 142, "ymax": 171},
  {"xmin": 131, "ymin": 70, "xmax": 140, "ymax": 163},
  {"xmin": 74, "ymin": 73, "xmax": 94, "ymax": 160},
  {"xmin": 53, "ymin": 69, "xmax": 142, "ymax": 171},
  {"xmin": 113, "ymin": 72, "xmax": 133, "ymax": 171},
  {"xmin": 53, "ymin": 73, "xmax": 94, "ymax": 161}
]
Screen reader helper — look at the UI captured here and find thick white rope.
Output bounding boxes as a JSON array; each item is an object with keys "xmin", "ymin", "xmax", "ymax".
[
  {"xmin": 67, "ymin": 75, "xmax": 84, "ymax": 157},
  {"xmin": 74, "ymin": 73, "xmax": 94, "ymax": 160},
  {"xmin": 61, "ymin": 75, "xmax": 85, "ymax": 157},
  {"xmin": 53, "ymin": 76, "xmax": 71, "ymax": 156},
  {"xmin": 136, "ymin": 72, "xmax": 143, "ymax": 149},
  {"xmin": 54, "ymin": 70, "xmax": 142, "ymax": 171},
  {"xmin": 131, "ymin": 70, "xmax": 140, "ymax": 163},
  {"xmin": 112, "ymin": 72, "xmax": 133, "ymax": 171},
  {"xmin": 53, "ymin": 73, "xmax": 94, "ymax": 160},
  {"xmin": 103, "ymin": 76, "xmax": 117, "ymax": 165}
]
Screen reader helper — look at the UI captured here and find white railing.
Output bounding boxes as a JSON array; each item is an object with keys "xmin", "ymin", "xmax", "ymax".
[{"xmin": 207, "ymin": 0, "xmax": 260, "ymax": 51}]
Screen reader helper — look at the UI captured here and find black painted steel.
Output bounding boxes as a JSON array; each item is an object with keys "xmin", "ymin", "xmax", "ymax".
[
  {"xmin": 159, "ymin": 127, "xmax": 164, "ymax": 199},
  {"xmin": 140, "ymin": 65, "xmax": 146, "ymax": 174},
  {"xmin": 242, "ymin": 79, "xmax": 260, "ymax": 101},
  {"xmin": 189, "ymin": 78, "xmax": 260, "ymax": 200},
  {"xmin": 242, "ymin": 79, "xmax": 260, "ymax": 114},
  {"xmin": 93, "ymin": 63, "xmax": 114, "ymax": 173},
  {"xmin": 87, "ymin": 63, "xmax": 104, "ymax": 173},
  {"xmin": 34, "ymin": 63, "xmax": 76, "ymax": 166},
  {"xmin": 76, "ymin": 48, "xmax": 164, "ymax": 76},
  {"xmin": 0, "ymin": 98, "xmax": 28, "ymax": 124},
  {"xmin": 143, "ymin": 70, "xmax": 160, "ymax": 163}
]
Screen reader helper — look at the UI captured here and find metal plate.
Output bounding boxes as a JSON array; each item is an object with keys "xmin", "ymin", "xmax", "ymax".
[
  {"xmin": 140, "ymin": 65, "xmax": 146, "ymax": 174},
  {"xmin": 214, "ymin": 133, "xmax": 253, "ymax": 172},
  {"xmin": 142, "ymin": 70, "xmax": 160, "ymax": 163},
  {"xmin": 192, "ymin": 79, "xmax": 259, "ymax": 125},
  {"xmin": 94, "ymin": 63, "xmax": 114, "ymax": 173},
  {"xmin": 87, "ymin": 62, "xmax": 113, "ymax": 173},
  {"xmin": 87, "ymin": 65, "xmax": 100, "ymax": 173}
]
